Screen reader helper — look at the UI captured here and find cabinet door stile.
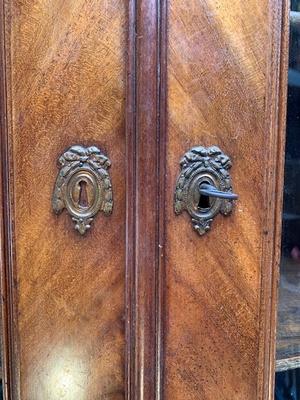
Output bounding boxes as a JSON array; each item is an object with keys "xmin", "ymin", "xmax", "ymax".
[{"xmin": 125, "ymin": 1, "xmax": 167, "ymax": 399}]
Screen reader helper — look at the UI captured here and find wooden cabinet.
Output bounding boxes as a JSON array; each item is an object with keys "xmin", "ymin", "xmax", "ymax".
[{"xmin": 0, "ymin": 1, "xmax": 290, "ymax": 399}]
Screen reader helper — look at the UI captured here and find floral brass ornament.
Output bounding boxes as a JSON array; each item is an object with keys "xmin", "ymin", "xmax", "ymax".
[
  {"xmin": 52, "ymin": 145, "xmax": 113, "ymax": 235},
  {"xmin": 174, "ymin": 146, "xmax": 237, "ymax": 235}
]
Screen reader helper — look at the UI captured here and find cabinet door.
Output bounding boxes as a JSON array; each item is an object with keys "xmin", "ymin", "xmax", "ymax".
[
  {"xmin": 125, "ymin": 1, "xmax": 289, "ymax": 400},
  {"xmin": 164, "ymin": 1, "xmax": 287, "ymax": 399},
  {"xmin": 0, "ymin": 1, "xmax": 126, "ymax": 399}
]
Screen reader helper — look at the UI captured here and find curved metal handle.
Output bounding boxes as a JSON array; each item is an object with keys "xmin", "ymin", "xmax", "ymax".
[{"xmin": 199, "ymin": 183, "xmax": 238, "ymax": 200}]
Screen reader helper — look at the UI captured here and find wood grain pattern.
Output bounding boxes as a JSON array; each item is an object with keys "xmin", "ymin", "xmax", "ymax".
[
  {"xmin": 0, "ymin": 0, "xmax": 289, "ymax": 399},
  {"xmin": 125, "ymin": 1, "xmax": 167, "ymax": 399},
  {"xmin": 164, "ymin": 1, "xmax": 288, "ymax": 399},
  {"xmin": 1, "ymin": 1, "xmax": 126, "ymax": 398}
]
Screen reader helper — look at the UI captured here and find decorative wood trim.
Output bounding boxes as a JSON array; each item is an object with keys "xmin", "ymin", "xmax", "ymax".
[
  {"xmin": 125, "ymin": 0, "xmax": 136, "ymax": 397},
  {"xmin": 0, "ymin": 1, "xmax": 19, "ymax": 399},
  {"xmin": 126, "ymin": 0, "xmax": 167, "ymax": 399},
  {"xmin": 258, "ymin": 0, "xmax": 289, "ymax": 399},
  {"xmin": 157, "ymin": 1, "xmax": 167, "ymax": 398}
]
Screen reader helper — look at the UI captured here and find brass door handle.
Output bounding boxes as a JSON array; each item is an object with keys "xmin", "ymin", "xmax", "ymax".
[{"xmin": 199, "ymin": 183, "xmax": 238, "ymax": 200}]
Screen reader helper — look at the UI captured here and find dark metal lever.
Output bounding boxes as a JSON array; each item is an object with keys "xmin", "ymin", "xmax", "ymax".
[{"xmin": 199, "ymin": 183, "xmax": 238, "ymax": 200}]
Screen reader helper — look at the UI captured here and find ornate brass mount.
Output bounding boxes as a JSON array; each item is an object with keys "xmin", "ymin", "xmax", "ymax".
[
  {"xmin": 174, "ymin": 146, "xmax": 238, "ymax": 235},
  {"xmin": 52, "ymin": 145, "xmax": 113, "ymax": 235}
]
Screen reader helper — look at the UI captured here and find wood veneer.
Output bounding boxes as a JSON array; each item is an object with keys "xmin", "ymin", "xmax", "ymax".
[
  {"xmin": 1, "ymin": 1, "xmax": 126, "ymax": 398},
  {"xmin": 0, "ymin": 1, "xmax": 289, "ymax": 399},
  {"xmin": 164, "ymin": 1, "xmax": 289, "ymax": 399},
  {"xmin": 125, "ymin": 1, "xmax": 167, "ymax": 399}
]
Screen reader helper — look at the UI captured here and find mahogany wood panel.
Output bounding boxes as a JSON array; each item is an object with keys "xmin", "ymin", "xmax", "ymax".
[
  {"xmin": 164, "ymin": 1, "xmax": 288, "ymax": 399},
  {"xmin": 1, "ymin": 1, "xmax": 126, "ymax": 399},
  {"xmin": 125, "ymin": 1, "xmax": 167, "ymax": 399}
]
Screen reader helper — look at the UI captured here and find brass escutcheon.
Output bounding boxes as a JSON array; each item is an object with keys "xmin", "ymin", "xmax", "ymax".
[
  {"xmin": 174, "ymin": 146, "xmax": 237, "ymax": 235},
  {"xmin": 52, "ymin": 145, "xmax": 113, "ymax": 235}
]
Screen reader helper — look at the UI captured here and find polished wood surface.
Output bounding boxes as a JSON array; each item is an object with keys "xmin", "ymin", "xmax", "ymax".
[
  {"xmin": 164, "ymin": 1, "xmax": 288, "ymax": 399},
  {"xmin": 1, "ymin": 0, "xmax": 126, "ymax": 398},
  {"xmin": 0, "ymin": 1, "xmax": 289, "ymax": 399},
  {"xmin": 125, "ymin": 1, "xmax": 166, "ymax": 399},
  {"xmin": 125, "ymin": 2, "xmax": 167, "ymax": 399}
]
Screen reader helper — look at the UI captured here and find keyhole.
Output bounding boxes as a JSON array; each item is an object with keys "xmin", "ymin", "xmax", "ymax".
[
  {"xmin": 198, "ymin": 194, "xmax": 210, "ymax": 210},
  {"xmin": 78, "ymin": 180, "xmax": 89, "ymax": 208}
]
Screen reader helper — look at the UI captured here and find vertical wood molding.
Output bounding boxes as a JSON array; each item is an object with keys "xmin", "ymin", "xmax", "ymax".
[
  {"xmin": 126, "ymin": 1, "xmax": 167, "ymax": 399},
  {"xmin": 258, "ymin": 0, "xmax": 289, "ymax": 399},
  {"xmin": 157, "ymin": 1, "xmax": 167, "ymax": 398},
  {"xmin": 0, "ymin": 1, "xmax": 18, "ymax": 399}
]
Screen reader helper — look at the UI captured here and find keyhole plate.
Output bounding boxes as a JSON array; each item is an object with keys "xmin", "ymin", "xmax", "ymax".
[
  {"xmin": 174, "ymin": 146, "xmax": 235, "ymax": 235},
  {"xmin": 66, "ymin": 170, "xmax": 101, "ymax": 218},
  {"xmin": 52, "ymin": 145, "xmax": 113, "ymax": 235},
  {"xmin": 74, "ymin": 179, "xmax": 91, "ymax": 209}
]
